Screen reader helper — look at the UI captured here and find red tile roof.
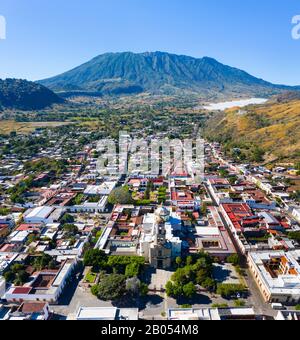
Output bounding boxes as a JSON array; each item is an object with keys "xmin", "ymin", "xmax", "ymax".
[
  {"xmin": 222, "ymin": 203, "xmax": 253, "ymax": 231},
  {"xmin": 19, "ymin": 302, "xmax": 47, "ymax": 313},
  {"xmin": 13, "ymin": 287, "xmax": 32, "ymax": 294}
]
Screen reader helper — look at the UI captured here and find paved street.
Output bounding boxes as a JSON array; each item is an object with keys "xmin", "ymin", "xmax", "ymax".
[
  {"xmin": 205, "ymin": 181, "xmax": 276, "ymax": 317},
  {"xmin": 50, "ymin": 269, "xmax": 113, "ymax": 319}
]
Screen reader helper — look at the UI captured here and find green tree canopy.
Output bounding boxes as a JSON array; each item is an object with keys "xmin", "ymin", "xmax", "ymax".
[
  {"xmin": 61, "ymin": 213, "xmax": 75, "ymax": 224},
  {"xmin": 183, "ymin": 282, "xmax": 197, "ymax": 299},
  {"xmin": 83, "ymin": 249, "xmax": 108, "ymax": 271},
  {"xmin": 226, "ymin": 254, "xmax": 240, "ymax": 266},
  {"xmin": 93, "ymin": 274, "xmax": 126, "ymax": 301},
  {"xmin": 108, "ymin": 186, "xmax": 134, "ymax": 205}
]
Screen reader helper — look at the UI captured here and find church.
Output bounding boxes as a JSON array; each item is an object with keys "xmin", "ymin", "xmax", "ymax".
[{"xmin": 139, "ymin": 206, "xmax": 182, "ymax": 269}]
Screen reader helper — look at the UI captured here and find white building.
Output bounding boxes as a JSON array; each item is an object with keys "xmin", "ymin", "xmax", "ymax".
[
  {"xmin": 0, "ymin": 276, "xmax": 5, "ymax": 298},
  {"xmin": 168, "ymin": 307, "xmax": 257, "ymax": 321},
  {"xmin": 4, "ymin": 302, "xmax": 50, "ymax": 321},
  {"xmin": 24, "ymin": 206, "xmax": 63, "ymax": 224},
  {"xmin": 248, "ymin": 250, "xmax": 300, "ymax": 304},
  {"xmin": 292, "ymin": 208, "xmax": 300, "ymax": 223},
  {"xmin": 0, "ymin": 253, "xmax": 18, "ymax": 275},
  {"xmin": 139, "ymin": 207, "xmax": 182, "ymax": 264},
  {"xmin": 5, "ymin": 259, "xmax": 76, "ymax": 303},
  {"xmin": 0, "ymin": 215, "xmax": 15, "ymax": 228},
  {"xmin": 275, "ymin": 310, "xmax": 300, "ymax": 321},
  {"xmin": 68, "ymin": 196, "xmax": 108, "ymax": 213},
  {"xmin": 83, "ymin": 181, "xmax": 117, "ymax": 196},
  {"xmin": 70, "ymin": 307, "xmax": 139, "ymax": 321},
  {"xmin": 8, "ymin": 230, "xmax": 29, "ymax": 244}
]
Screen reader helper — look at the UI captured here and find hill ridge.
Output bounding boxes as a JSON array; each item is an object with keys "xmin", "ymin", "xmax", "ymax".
[{"xmin": 38, "ymin": 51, "xmax": 300, "ymax": 99}]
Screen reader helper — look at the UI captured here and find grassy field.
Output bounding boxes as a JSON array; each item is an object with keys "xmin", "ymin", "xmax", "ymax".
[
  {"xmin": 0, "ymin": 120, "xmax": 72, "ymax": 135},
  {"xmin": 85, "ymin": 271, "xmax": 97, "ymax": 284}
]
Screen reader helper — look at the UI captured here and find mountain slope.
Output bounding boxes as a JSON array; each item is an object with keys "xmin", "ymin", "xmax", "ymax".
[
  {"xmin": 0, "ymin": 79, "xmax": 64, "ymax": 110},
  {"xmin": 39, "ymin": 52, "xmax": 299, "ymax": 99},
  {"xmin": 205, "ymin": 99, "xmax": 300, "ymax": 163}
]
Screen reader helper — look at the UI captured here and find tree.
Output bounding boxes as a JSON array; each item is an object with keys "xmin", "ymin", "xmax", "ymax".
[
  {"xmin": 195, "ymin": 268, "xmax": 210, "ymax": 285},
  {"xmin": 227, "ymin": 254, "xmax": 240, "ymax": 266},
  {"xmin": 183, "ymin": 282, "xmax": 197, "ymax": 299},
  {"xmin": 176, "ymin": 257, "xmax": 182, "ymax": 268},
  {"xmin": 3, "ymin": 264, "xmax": 30, "ymax": 285},
  {"xmin": 0, "ymin": 208, "xmax": 11, "ymax": 215},
  {"xmin": 172, "ymin": 268, "xmax": 189, "ymax": 285},
  {"xmin": 217, "ymin": 284, "xmax": 246, "ymax": 298},
  {"xmin": 125, "ymin": 262, "xmax": 140, "ymax": 278},
  {"xmin": 251, "ymin": 146, "xmax": 265, "ymax": 163},
  {"xmin": 201, "ymin": 203, "xmax": 208, "ymax": 216},
  {"xmin": 108, "ymin": 186, "xmax": 134, "ymax": 205},
  {"xmin": 63, "ymin": 224, "xmax": 79, "ymax": 237},
  {"xmin": 173, "ymin": 283, "xmax": 184, "ymax": 297},
  {"xmin": 3, "ymin": 271, "xmax": 15, "ymax": 282},
  {"xmin": 14, "ymin": 271, "xmax": 29, "ymax": 286},
  {"xmin": 94, "ymin": 274, "xmax": 126, "ymax": 301},
  {"xmin": 26, "ymin": 233, "xmax": 38, "ymax": 246},
  {"xmin": 290, "ymin": 191, "xmax": 300, "ymax": 203},
  {"xmin": 201, "ymin": 277, "xmax": 217, "ymax": 292},
  {"xmin": 288, "ymin": 232, "xmax": 300, "ymax": 243},
  {"xmin": 61, "ymin": 213, "xmax": 75, "ymax": 224},
  {"xmin": 219, "ymin": 169, "xmax": 229, "ymax": 178},
  {"xmin": 229, "ymin": 176, "xmax": 238, "ymax": 185},
  {"xmin": 166, "ymin": 281, "xmax": 175, "ymax": 297},
  {"xmin": 186, "ymin": 256, "xmax": 193, "ymax": 266},
  {"xmin": 140, "ymin": 282, "xmax": 149, "ymax": 296},
  {"xmin": 184, "ymin": 265, "xmax": 196, "ymax": 282},
  {"xmin": 107, "ymin": 256, "xmax": 145, "ymax": 275},
  {"xmin": 33, "ymin": 254, "xmax": 54, "ymax": 271},
  {"xmin": 48, "ymin": 260, "xmax": 57, "ymax": 270},
  {"xmin": 91, "ymin": 285, "xmax": 99, "ymax": 297},
  {"xmin": 83, "ymin": 249, "xmax": 107, "ymax": 271},
  {"xmin": 74, "ymin": 194, "xmax": 85, "ymax": 205},
  {"xmin": 126, "ymin": 277, "xmax": 141, "ymax": 295},
  {"xmin": 125, "ymin": 277, "xmax": 148, "ymax": 296},
  {"xmin": 295, "ymin": 163, "xmax": 300, "ymax": 176}
]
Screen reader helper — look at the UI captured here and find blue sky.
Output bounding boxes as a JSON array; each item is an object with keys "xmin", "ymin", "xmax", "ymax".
[{"xmin": 0, "ymin": 0, "xmax": 300, "ymax": 84}]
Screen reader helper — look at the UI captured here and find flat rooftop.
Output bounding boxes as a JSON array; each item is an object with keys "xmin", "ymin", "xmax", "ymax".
[
  {"xmin": 249, "ymin": 250, "xmax": 300, "ymax": 295},
  {"xmin": 76, "ymin": 307, "xmax": 138, "ymax": 320},
  {"xmin": 25, "ymin": 206, "xmax": 54, "ymax": 220},
  {"xmin": 168, "ymin": 308, "xmax": 256, "ymax": 321}
]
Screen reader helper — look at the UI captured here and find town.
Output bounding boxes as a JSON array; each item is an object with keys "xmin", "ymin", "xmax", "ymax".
[{"xmin": 0, "ymin": 123, "xmax": 300, "ymax": 321}]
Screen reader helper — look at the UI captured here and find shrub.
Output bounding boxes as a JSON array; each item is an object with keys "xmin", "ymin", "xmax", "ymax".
[{"xmin": 234, "ymin": 299, "xmax": 246, "ymax": 307}]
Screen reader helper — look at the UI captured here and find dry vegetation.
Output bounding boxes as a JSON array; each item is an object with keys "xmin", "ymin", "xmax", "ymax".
[
  {"xmin": 0, "ymin": 120, "xmax": 72, "ymax": 135},
  {"xmin": 205, "ymin": 100, "xmax": 300, "ymax": 163}
]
